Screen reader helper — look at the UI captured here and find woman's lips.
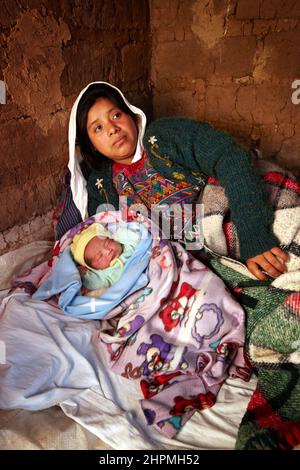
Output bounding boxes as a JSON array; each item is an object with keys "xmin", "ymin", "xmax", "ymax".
[{"xmin": 113, "ymin": 135, "xmax": 126, "ymax": 147}]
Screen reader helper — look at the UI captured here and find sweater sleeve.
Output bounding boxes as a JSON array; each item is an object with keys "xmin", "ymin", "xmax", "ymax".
[
  {"xmin": 87, "ymin": 168, "xmax": 120, "ymax": 217},
  {"xmin": 87, "ymin": 173, "xmax": 106, "ymax": 217},
  {"xmin": 144, "ymin": 118, "xmax": 279, "ymax": 260}
]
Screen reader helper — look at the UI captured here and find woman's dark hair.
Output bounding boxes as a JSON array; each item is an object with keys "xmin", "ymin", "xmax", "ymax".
[{"xmin": 76, "ymin": 83, "xmax": 137, "ymax": 172}]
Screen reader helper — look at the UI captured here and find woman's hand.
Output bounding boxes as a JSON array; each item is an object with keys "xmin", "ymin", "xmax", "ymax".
[{"xmin": 246, "ymin": 247, "xmax": 289, "ymax": 280}]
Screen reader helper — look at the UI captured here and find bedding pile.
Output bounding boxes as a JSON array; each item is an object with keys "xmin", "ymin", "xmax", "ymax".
[
  {"xmin": 1, "ymin": 157, "xmax": 299, "ymax": 449},
  {"xmin": 200, "ymin": 158, "xmax": 300, "ymax": 449},
  {"xmin": 0, "ymin": 211, "xmax": 249, "ymax": 440}
]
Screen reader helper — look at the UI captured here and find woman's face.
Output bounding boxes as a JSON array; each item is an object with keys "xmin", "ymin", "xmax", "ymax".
[{"xmin": 86, "ymin": 97, "xmax": 138, "ymax": 165}]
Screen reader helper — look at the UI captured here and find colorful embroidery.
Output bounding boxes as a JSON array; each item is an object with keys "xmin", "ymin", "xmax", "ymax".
[
  {"xmin": 112, "ymin": 154, "xmax": 201, "ymax": 245},
  {"xmin": 148, "ymin": 136, "xmax": 157, "ymax": 145}
]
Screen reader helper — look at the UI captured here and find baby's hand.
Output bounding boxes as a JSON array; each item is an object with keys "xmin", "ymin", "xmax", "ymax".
[
  {"xmin": 81, "ymin": 287, "xmax": 90, "ymax": 296},
  {"xmin": 78, "ymin": 265, "xmax": 88, "ymax": 275},
  {"xmin": 246, "ymin": 247, "xmax": 289, "ymax": 280}
]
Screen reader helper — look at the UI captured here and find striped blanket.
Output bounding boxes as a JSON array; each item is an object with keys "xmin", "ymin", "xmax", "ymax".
[{"xmin": 200, "ymin": 157, "xmax": 300, "ymax": 449}]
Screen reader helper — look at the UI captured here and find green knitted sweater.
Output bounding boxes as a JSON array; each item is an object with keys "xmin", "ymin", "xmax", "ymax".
[{"xmin": 87, "ymin": 117, "xmax": 278, "ymax": 260}]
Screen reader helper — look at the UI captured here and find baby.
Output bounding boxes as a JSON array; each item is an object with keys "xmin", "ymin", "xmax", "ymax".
[
  {"xmin": 84, "ymin": 235, "xmax": 123, "ymax": 270},
  {"xmin": 70, "ymin": 222, "xmax": 141, "ymax": 293}
]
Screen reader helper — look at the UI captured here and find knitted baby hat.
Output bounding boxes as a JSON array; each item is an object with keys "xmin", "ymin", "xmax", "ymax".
[{"xmin": 70, "ymin": 223, "xmax": 111, "ymax": 268}]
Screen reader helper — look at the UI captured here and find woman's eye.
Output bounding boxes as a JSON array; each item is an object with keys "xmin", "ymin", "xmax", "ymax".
[
  {"xmin": 95, "ymin": 125, "xmax": 102, "ymax": 133},
  {"xmin": 113, "ymin": 112, "xmax": 121, "ymax": 119}
]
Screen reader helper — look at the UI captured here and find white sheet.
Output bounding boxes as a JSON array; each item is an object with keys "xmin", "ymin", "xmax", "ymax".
[{"xmin": 0, "ymin": 242, "xmax": 256, "ymax": 450}]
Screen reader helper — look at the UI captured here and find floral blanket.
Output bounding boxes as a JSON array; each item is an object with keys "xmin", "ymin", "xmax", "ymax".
[{"xmin": 13, "ymin": 211, "xmax": 249, "ymax": 438}]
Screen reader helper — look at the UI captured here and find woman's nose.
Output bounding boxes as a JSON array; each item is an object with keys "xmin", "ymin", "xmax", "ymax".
[{"xmin": 108, "ymin": 122, "xmax": 119, "ymax": 136}]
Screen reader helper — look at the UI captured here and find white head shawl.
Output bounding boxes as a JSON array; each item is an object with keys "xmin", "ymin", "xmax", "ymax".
[{"xmin": 68, "ymin": 81, "xmax": 147, "ymax": 221}]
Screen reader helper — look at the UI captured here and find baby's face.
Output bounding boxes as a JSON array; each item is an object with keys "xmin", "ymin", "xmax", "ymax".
[{"xmin": 84, "ymin": 236, "xmax": 123, "ymax": 269}]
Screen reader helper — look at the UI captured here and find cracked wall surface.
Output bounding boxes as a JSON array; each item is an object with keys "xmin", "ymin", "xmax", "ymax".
[
  {"xmin": 150, "ymin": 0, "xmax": 300, "ymax": 175},
  {"xmin": 1, "ymin": 0, "xmax": 300, "ymax": 255},
  {"xmin": 0, "ymin": 0, "xmax": 151, "ymax": 253}
]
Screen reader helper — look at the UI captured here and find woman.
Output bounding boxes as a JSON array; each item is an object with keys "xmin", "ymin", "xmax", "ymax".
[{"xmin": 56, "ymin": 81, "xmax": 289, "ymax": 280}]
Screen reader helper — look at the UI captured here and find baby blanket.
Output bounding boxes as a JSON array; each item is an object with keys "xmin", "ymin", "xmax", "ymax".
[{"xmin": 10, "ymin": 211, "xmax": 249, "ymax": 438}]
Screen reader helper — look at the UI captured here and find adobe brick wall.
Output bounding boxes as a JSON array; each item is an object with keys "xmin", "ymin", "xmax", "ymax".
[
  {"xmin": 1, "ymin": 0, "xmax": 300, "ymax": 255},
  {"xmin": 0, "ymin": 0, "xmax": 151, "ymax": 247},
  {"xmin": 150, "ymin": 0, "xmax": 300, "ymax": 176}
]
